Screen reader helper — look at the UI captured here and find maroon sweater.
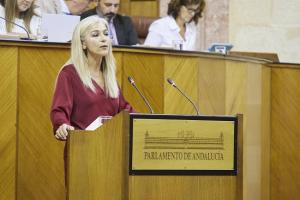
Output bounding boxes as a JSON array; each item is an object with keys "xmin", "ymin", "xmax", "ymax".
[{"xmin": 50, "ymin": 64, "xmax": 134, "ymax": 132}]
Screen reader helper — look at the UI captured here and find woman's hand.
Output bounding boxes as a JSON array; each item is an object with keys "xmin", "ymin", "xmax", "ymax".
[{"xmin": 55, "ymin": 124, "xmax": 75, "ymax": 140}]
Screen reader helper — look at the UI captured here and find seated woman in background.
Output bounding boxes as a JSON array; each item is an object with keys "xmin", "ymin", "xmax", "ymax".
[
  {"xmin": 144, "ymin": 0, "xmax": 205, "ymax": 51},
  {"xmin": 0, "ymin": 0, "xmax": 41, "ymax": 37}
]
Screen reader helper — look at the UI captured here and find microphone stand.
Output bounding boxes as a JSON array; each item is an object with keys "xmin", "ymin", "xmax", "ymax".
[
  {"xmin": 0, "ymin": 16, "xmax": 32, "ymax": 40},
  {"xmin": 167, "ymin": 78, "xmax": 200, "ymax": 115},
  {"xmin": 128, "ymin": 76, "xmax": 154, "ymax": 114}
]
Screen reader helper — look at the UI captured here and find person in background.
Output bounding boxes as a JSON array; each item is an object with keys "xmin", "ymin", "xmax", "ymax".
[
  {"xmin": 35, "ymin": 0, "xmax": 91, "ymax": 15},
  {"xmin": 0, "ymin": 0, "xmax": 41, "ymax": 36},
  {"xmin": 80, "ymin": 0, "xmax": 138, "ymax": 46},
  {"xmin": 50, "ymin": 16, "xmax": 134, "ymax": 140},
  {"xmin": 144, "ymin": 0, "xmax": 205, "ymax": 51}
]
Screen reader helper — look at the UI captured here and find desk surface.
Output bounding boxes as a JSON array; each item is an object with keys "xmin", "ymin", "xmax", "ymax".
[{"xmin": 0, "ymin": 39, "xmax": 275, "ymax": 64}]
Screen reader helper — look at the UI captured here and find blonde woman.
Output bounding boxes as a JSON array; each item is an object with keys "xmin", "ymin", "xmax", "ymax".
[
  {"xmin": 50, "ymin": 16, "xmax": 134, "ymax": 140},
  {"xmin": 0, "ymin": 0, "xmax": 41, "ymax": 36}
]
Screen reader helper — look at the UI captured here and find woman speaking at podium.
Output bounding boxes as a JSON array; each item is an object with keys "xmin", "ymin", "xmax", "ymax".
[{"xmin": 50, "ymin": 16, "xmax": 134, "ymax": 140}]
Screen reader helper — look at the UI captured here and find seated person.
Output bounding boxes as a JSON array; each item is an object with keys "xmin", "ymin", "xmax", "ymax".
[
  {"xmin": 35, "ymin": 0, "xmax": 91, "ymax": 15},
  {"xmin": 0, "ymin": 0, "xmax": 41, "ymax": 37},
  {"xmin": 144, "ymin": 0, "xmax": 206, "ymax": 51},
  {"xmin": 80, "ymin": 0, "xmax": 139, "ymax": 46}
]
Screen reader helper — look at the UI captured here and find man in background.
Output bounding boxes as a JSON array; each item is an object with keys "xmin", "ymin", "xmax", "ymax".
[{"xmin": 80, "ymin": 0, "xmax": 138, "ymax": 45}]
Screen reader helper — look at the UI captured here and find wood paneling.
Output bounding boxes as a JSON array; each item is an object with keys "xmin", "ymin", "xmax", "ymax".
[
  {"xmin": 122, "ymin": 52, "xmax": 164, "ymax": 113},
  {"xmin": 130, "ymin": 1, "xmax": 158, "ymax": 17},
  {"xmin": 67, "ymin": 112, "xmax": 129, "ymax": 200},
  {"xmin": 164, "ymin": 55, "xmax": 199, "ymax": 114},
  {"xmin": 130, "ymin": 176, "xmax": 237, "ymax": 200},
  {"xmin": 271, "ymin": 66, "xmax": 300, "ymax": 200},
  {"xmin": 119, "ymin": 0, "xmax": 158, "ymax": 17},
  {"xmin": 261, "ymin": 67, "xmax": 271, "ymax": 200},
  {"xmin": 17, "ymin": 47, "xmax": 69, "ymax": 200},
  {"xmin": 198, "ymin": 58, "xmax": 226, "ymax": 114},
  {"xmin": 198, "ymin": 59, "xmax": 271, "ymax": 200},
  {"xmin": 3, "ymin": 41, "xmax": 293, "ymax": 200},
  {"xmin": 0, "ymin": 46, "xmax": 17, "ymax": 200}
]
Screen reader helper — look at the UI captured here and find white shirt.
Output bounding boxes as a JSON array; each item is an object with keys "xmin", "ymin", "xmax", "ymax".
[
  {"xmin": 59, "ymin": 0, "xmax": 70, "ymax": 14},
  {"xmin": 0, "ymin": 5, "xmax": 41, "ymax": 36},
  {"xmin": 144, "ymin": 16, "xmax": 197, "ymax": 51}
]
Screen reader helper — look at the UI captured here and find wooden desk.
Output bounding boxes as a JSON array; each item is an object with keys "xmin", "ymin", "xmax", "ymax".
[{"xmin": 0, "ymin": 40, "xmax": 299, "ymax": 200}]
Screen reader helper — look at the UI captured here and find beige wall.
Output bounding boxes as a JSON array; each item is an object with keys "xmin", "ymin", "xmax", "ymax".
[
  {"xmin": 160, "ymin": 0, "xmax": 300, "ymax": 63},
  {"xmin": 229, "ymin": 0, "xmax": 300, "ymax": 63}
]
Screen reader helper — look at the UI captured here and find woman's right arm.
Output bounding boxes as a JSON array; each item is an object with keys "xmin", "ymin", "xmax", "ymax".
[{"xmin": 50, "ymin": 69, "xmax": 74, "ymax": 140}]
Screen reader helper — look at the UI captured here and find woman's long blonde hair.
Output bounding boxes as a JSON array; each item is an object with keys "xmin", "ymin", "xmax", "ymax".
[
  {"xmin": 5, "ymin": 0, "xmax": 36, "ymax": 33},
  {"xmin": 70, "ymin": 16, "xmax": 119, "ymax": 98}
]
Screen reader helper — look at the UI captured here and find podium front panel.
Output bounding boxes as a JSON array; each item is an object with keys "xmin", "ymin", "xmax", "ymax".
[{"xmin": 129, "ymin": 114, "xmax": 238, "ymax": 175}]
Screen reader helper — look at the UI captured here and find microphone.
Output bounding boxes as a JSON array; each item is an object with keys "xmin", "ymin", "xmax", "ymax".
[
  {"xmin": 127, "ymin": 76, "xmax": 154, "ymax": 114},
  {"xmin": 0, "ymin": 16, "xmax": 31, "ymax": 40},
  {"xmin": 167, "ymin": 78, "xmax": 200, "ymax": 115}
]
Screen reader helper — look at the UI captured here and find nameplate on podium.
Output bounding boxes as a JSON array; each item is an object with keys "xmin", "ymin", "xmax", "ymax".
[{"xmin": 129, "ymin": 114, "xmax": 238, "ymax": 175}]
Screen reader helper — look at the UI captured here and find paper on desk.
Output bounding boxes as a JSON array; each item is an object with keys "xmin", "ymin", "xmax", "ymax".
[
  {"xmin": 85, "ymin": 117, "xmax": 103, "ymax": 131},
  {"xmin": 42, "ymin": 14, "xmax": 80, "ymax": 42}
]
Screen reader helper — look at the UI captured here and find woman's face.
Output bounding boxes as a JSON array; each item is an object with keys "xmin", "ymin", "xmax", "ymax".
[
  {"xmin": 178, "ymin": 4, "xmax": 199, "ymax": 23},
  {"xmin": 82, "ymin": 22, "xmax": 110, "ymax": 58},
  {"xmin": 17, "ymin": 0, "xmax": 34, "ymax": 12}
]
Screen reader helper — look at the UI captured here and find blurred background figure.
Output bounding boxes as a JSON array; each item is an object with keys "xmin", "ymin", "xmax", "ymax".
[
  {"xmin": 144, "ymin": 0, "xmax": 205, "ymax": 51},
  {"xmin": 0, "ymin": 0, "xmax": 41, "ymax": 37},
  {"xmin": 81, "ymin": 0, "xmax": 138, "ymax": 46},
  {"xmin": 35, "ymin": 0, "xmax": 91, "ymax": 15}
]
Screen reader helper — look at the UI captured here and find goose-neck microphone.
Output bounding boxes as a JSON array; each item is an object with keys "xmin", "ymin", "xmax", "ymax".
[
  {"xmin": 0, "ymin": 16, "xmax": 31, "ymax": 40},
  {"xmin": 128, "ymin": 76, "xmax": 154, "ymax": 114},
  {"xmin": 167, "ymin": 78, "xmax": 200, "ymax": 115}
]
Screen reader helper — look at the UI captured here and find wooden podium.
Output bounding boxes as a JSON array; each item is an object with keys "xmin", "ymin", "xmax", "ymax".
[
  {"xmin": 67, "ymin": 112, "xmax": 243, "ymax": 200},
  {"xmin": 67, "ymin": 112, "xmax": 130, "ymax": 200}
]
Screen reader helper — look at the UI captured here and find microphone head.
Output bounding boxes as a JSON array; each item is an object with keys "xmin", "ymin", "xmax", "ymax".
[
  {"xmin": 128, "ymin": 76, "xmax": 135, "ymax": 85},
  {"xmin": 167, "ymin": 78, "xmax": 176, "ymax": 87}
]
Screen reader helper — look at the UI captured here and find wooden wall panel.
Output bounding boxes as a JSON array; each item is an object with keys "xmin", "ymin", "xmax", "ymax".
[
  {"xmin": 260, "ymin": 67, "xmax": 271, "ymax": 200},
  {"xmin": 0, "ymin": 47, "xmax": 17, "ymax": 200},
  {"xmin": 130, "ymin": 176, "xmax": 236, "ymax": 200},
  {"xmin": 17, "ymin": 47, "xmax": 69, "ymax": 200},
  {"xmin": 271, "ymin": 66, "xmax": 300, "ymax": 200},
  {"xmin": 114, "ymin": 52, "xmax": 123, "ymax": 87},
  {"xmin": 0, "ymin": 42, "xmax": 278, "ymax": 200},
  {"xmin": 164, "ymin": 55, "xmax": 199, "ymax": 114},
  {"xmin": 198, "ymin": 58, "xmax": 271, "ymax": 200},
  {"xmin": 119, "ymin": 0, "xmax": 158, "ymax": 17},
  {"xmin": 198, "ymin": 58, "xmax": 226, "ymax": 114},
  {"xmin": 122, "ymin": 52, "xmax": 164, "ymax": 113},
  {"xmin": 226, "ymin": 61, "xmax": 270, "ymax": 200},
  {"xmin": 130, "ymin": 1, "xmax": 158, "ymax": 17},
  {"xmin": 128, "ymin": 55, "xmax": 239, "ymax": 200}
]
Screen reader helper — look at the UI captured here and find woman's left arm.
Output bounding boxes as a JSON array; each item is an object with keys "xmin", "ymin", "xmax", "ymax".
[{"xmin": 118, "ymin": 91, "xmax": 135, "ymax": 113}]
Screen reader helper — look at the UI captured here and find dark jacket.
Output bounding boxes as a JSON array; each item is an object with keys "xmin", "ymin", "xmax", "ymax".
[{"xmin": 80, "ymin": 8, "xmax": 139, "ymax": 45}]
